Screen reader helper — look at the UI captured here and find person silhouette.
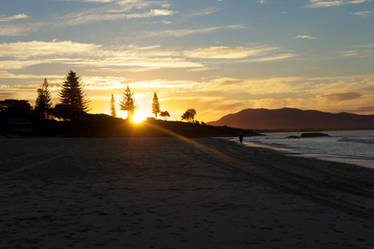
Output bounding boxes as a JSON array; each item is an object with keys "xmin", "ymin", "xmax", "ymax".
[{"xmin": 239, "ymin": 132, "xmax": 244, "ymax": 144}]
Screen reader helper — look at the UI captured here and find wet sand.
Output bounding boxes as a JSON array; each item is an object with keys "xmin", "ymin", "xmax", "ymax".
[{"xmin": 1, "ymin": 137, "xmax": 374, "ymax": 249}]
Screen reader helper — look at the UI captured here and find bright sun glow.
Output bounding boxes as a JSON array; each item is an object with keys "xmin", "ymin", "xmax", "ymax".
[{"xmin": 132, "ymin": 112, "xmax": 146, "ymax": 124}]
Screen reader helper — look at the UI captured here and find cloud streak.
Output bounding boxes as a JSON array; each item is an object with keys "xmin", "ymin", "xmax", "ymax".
[
  {"xmin": 0, "ymin": 13, "xmax": 28, "ymax": 22},
  {"xmin": 295, "ymin": 35, "xmax": 317, "ymax": 40},
  {"xmin": 307, "ymin": 0, "xmax": 366, "ymax": 8},
  {"xmin": 351, "ymin": 10, "xmax": 372, "ymax": 17},
  {"xmin": 145, "ymin": 25, "xmax": 246, "ymax": 37}
]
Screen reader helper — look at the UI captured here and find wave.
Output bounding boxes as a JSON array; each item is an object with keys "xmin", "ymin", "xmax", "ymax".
[{"xmin": 338, "ymin": 137, "xmax": 374, "ymax": 145}]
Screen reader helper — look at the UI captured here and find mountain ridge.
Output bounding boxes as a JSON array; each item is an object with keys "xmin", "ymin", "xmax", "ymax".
[{"xmin": 207, "ymin": 108, "xmax": 374, "ymax": 131}]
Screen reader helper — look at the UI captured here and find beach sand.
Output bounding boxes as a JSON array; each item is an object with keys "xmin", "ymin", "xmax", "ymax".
[{"xmin": 1, "ymin": 137, "xmax": 374, "ymax": 249}]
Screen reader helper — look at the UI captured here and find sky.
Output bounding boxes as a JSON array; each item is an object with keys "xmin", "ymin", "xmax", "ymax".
[{"xmin": 0, "ymin": 0, "xmax": 374, "ymax": 121}]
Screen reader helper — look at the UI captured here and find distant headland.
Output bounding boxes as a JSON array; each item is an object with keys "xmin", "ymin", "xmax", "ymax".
[{"xmin": 208, "ymin": 108, "xmax": 374, "ymax": 131}]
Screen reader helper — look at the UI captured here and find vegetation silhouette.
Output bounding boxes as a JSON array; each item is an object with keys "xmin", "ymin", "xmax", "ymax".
[
  {"xmin": 0, "ymin": 71, "xmax": 259, "ymax": 137},
  {"xmin": 152, "ymin": 92, "xmax": 160, "ymax": 118},
  {"xmin": 0, "ymin": 100, "xmax": 32, "ymax": 135},
  {"xmin": 35, "ymin": 78, "xmax": 52, "ymax": 119},
  {"xmin": 181, "ymin": 109, "xmax": 197, "ymax": 122},
  {"xmin": 160, "ymin": 111, "xmax": 170, "ymax": 120},
  {"xmin": 120, "ymin": 86, "xmax": 135, "ymax": 120},
  {"xmin": 58, "ymin": 71, "xmax": 88, "ymax": 120},
  {"xmin": 110, "ymin": 94, "xmax": 117, "ymax": 118}
]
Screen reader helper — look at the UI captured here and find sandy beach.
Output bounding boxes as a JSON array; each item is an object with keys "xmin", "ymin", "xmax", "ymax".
[{"xmin": 1, "ymin": 137, "xmax": 374, "ymax": 249}]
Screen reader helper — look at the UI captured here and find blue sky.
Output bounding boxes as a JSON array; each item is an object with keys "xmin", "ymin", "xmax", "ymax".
[{"xmin": 1, "ymin": 0, "xmax": 374, "ymax": 121}]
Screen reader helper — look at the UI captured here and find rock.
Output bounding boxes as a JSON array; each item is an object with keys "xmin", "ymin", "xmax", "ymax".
[
  {"xmin": 301, "ymin": 132, "xmax": 329, "ymax": 138},
  {"xmin": 287, "ymin": 136, "xmax": 300, "ymax": 139}
]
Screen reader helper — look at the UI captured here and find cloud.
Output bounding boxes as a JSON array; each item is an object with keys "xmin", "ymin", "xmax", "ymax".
[
  {"xmin": 249, "ymin": 53, "xmax": 297, "ymax": 62},
  {"xmin": 307, "ymin": 0, "xmax": 366, "ymax": 8},
  {"xmin": 184, "ymin": 46, "xmax": 278, "ymax": 59},
  {"xmin": 357, "ymin": 44, "xmax": 374, "ymax": 48},
  {"xmin": 0, "ymin": 70, "xmax": 62, "ymax": 79},
  {"xmin": 0, "ymin": 40, "xmax": 296, "ymax": 73},
  {"xmin": 258, "ymin": 0, "xmax": 266, "ymax": 4},
  {"xmin": 295, "ymin": 35, "xmax": 317, "ymax": 40},
  {"xmin": 321, "ymin": 92, "xmax": 362, "ymax": 101},
  {"xmin": 0, "ymin": 40, "xmax": 203, "ymax": 71},
  {"xmin": 0, "ymin": 14, "xmax": 28, "ymax": 22},
  {"xmin": 0, "ymin": 23, "xmax": 42, "ymax": 36},
  {"xmin": 61, "ymin": 8, "xmax": 174, "ymax": 26},
  {"xmin": 59, "ymin": 0, "xmax": 174, "ymax": 26},
  {"xmin": 190, "ymin": 7, "xmax": 219, "ymax": 16},
  {"xmin": 342, "ymin": 50, "xmax": 358, "ymax": 56},
  {"xmin": 351, "ymin": 10, "xmax": 372, "ymax": 17},
  {"xmin": 145, "ymin": 25, "xmax": 246, "ymax": 37},
  {"xmin": 349, "ymin": 106, "xmax": 374, "ymax": 113},
  {"xmin": 0, "ymin": 41, "xmax": 100, "ymax": 59}
]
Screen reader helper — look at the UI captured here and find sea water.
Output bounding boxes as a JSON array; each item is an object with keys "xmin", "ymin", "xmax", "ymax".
[{"xmin": 234, "ymin": 130, "xmax": 374, "ymax": 169}]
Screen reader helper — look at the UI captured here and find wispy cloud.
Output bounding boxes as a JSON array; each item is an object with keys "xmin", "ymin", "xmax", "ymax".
[
  {"xmin": 145, "ymin": 25, "xmax": 246, "ymax": 37},
  {"xmin": 321, "ymin": 92, "xmax": 362, "ymax": 101},
  {"xmin": 351, "ymin": 10, "xmax": 372, "ymax": 17},
  {"xmin": 295, "ymin": 35, "xmax": 317, "ymax": 40},
  {"xmin": 0, "ymin": 22, "xmax": 45, "ymax": 36},
  {"xmin": 249, "ymin": 53, "xmax": 297, "ymax": 62},
  {"xmin": 0, "ymin": 40, "xmax": 203, "ymax": 71},
  {"xmin": 342, "ymin": 50, "xmax": 358, "ymax": 56},
  {"xmin": 58, "ymin": 0, "xmax": 174, "ymax": 26},
  {"xmin": 307, "ymin": 0, "xmax": 367, "ymax": 8},
  {"xmin": 0, "ymin": 40, "xmax": 100, "ymax": 59},
  {"xmin": 0, "ymin": 13, "xmax": 28, "ymax": 22},
  {"xmin": 190, "ymin": 7, "xmax": 219, "ymax": 16},
  {"xmin": 61, "ymin": 8, "xmax": 174, "ymax": 26},
  {"xmin": 357, "ymin": 44, "xmax": 374, "ymax": 48},
  {"xmin": 184, "ymin": 46, "xmax": 278, "ymax": 59}
]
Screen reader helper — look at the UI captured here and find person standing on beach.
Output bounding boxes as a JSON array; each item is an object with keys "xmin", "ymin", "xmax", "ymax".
[{"xmin": 239, "ymin": 132, "xmax": 244, "ymax": 144}]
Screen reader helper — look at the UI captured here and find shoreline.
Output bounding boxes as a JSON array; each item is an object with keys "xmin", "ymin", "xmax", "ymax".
[
  {"xmin": 1, "ymin": 137, "xmax": 374, "ymax": 248},
  {"xmin": 233, "ymin": 130, "xmax": 374, "ymax": 169}
]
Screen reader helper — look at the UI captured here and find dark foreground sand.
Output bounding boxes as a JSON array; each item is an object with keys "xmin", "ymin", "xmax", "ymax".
[{"xmin": 1, "ymin": 137, "xmax": 374, "ymax": 249}]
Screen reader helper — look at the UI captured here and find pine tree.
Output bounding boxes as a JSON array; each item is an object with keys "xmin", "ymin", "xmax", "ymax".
[
  {"xmin": 59, "ymin": 70, "xmax": 88, "ymax": 113},
  {"xmin": 152, "ymin": 92, "xmax": 160, "ymax": 118},
  {"xmin": 119, "ymin": 86, "xmax": 135, "ymax": 120},
  {"xmin": 110, "ymin": 94, "xmax": 117, "ymax": 118},
  {"xmin": 35, "ymin": 78, "xmax": 52, "ymax": 118}
]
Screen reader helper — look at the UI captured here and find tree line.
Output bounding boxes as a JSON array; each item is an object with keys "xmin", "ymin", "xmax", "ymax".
[{"xmin": 31, "ymin": 70, "xmax": 197, "ymax": 122}]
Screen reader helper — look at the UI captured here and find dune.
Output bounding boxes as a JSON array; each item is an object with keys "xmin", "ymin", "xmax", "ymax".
[{"xmin": 1, "ymin": 137, "xmax": 374, "ymax": 249}]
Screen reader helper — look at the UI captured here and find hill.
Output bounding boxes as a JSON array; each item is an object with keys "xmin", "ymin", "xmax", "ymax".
[{"xmin": 208, "ymin": 108, "xmax": 374, "ymax": 131}]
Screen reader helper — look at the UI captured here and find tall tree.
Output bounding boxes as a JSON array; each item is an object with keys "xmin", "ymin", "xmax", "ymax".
[
  {"xmin": 59, "ymin": 70, "xmax": 88, "ymax": 113},
  {"xmin": 120, "ymin": 86, "xmax": 135, "ymax": 120},
  {"xmin": 181, "ymin": 109, "xmax": 197, "ymax": 122},
  {"xmin": 35, "ymin": 78, "xmax": 52, "ymax": 118},
  {"xmin": 152, "ymin": 92, "xmax": 160, "ymax": 118},
  {"xmin": 110, "ymin": 94, "xmax": 117, "ymax": 118}
]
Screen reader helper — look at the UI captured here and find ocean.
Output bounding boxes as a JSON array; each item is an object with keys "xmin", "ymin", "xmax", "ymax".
[{"xmin": 232, "ymin": 130, "xmax": 374, "ymax": 169}]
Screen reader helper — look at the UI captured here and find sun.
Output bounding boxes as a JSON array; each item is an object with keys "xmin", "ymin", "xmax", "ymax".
[{"xmin": 132, "ymin": 112, "xmax": 146, "ymax": 124}]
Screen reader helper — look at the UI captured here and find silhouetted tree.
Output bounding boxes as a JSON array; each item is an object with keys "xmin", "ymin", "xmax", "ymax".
[
  {"xmin": 59, "ymin": 70, "xmax": 88, "ymax": 114},
  {"xmin": 110, "ymin": 94, "xmax": 117, "ymax": 118},
  {"xmin": 160, "ymin": 111, "xmax": 170, "ymax": 120},
  {"xmin": 0, "ymin": 100, "xmax": 32, "ymax": 133},
  {"xmin": 181, "ymin": 109, "xmax": 197, "ymax": 122},
  {"xmin": 35, "ymin": 78, "xmax": 52, "ymax": 119},
  {"xmin": 0, "ymin": 99, "xmax": 32, "ymax": 117},
  {"xmin": 51, "ymin": 104, "xmax": 74, "ymax": 120},
  {"xmin": 120, "ymin": 86, "xmax": 135, "ymax": 120},
  {"xmin": 152, "ymin": 92, "xmax": 160, "ymax": 118}
]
